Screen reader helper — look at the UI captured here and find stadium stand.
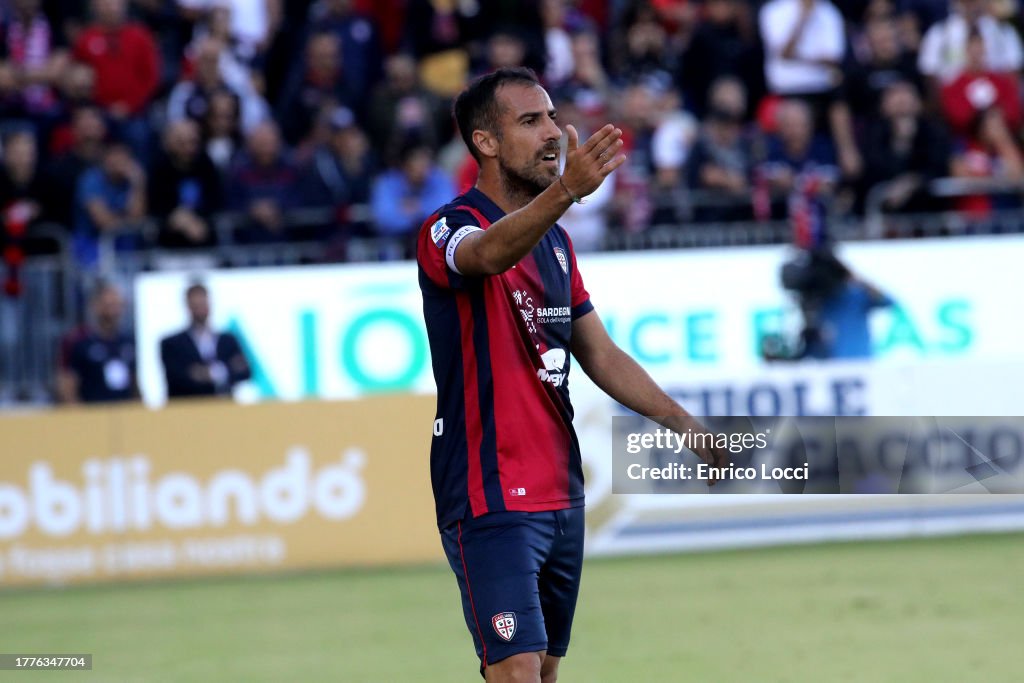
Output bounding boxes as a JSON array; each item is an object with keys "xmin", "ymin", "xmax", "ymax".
[{"xmin": 2, "ymin": 0, "xmax": 1024, "ymax": 404}]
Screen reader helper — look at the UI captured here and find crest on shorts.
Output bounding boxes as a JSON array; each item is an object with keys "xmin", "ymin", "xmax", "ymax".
[
  {"xmin": 553, "ymin": 247, "xmax": 568, "ymax": 274},
  {"xmin": 492, "ymin": 612, "xmax": 516, "ymax": 641},
  {"xmin": 430, "ymin": 217, "xmax": 451, "ymax": 247}
]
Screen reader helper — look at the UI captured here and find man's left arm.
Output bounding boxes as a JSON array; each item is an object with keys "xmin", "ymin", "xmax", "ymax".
[{"xmin": 570, "ymin": 310, "xmax": 729, "ymax": 477}]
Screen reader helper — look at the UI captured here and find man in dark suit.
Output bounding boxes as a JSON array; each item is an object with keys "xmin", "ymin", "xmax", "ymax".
[{"xmin": 160, "ymin": 282, "xmax": 251, "ymax": 399}]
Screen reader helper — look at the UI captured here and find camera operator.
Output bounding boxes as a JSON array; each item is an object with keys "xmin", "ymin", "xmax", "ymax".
[{"xmin": 781, "ymin": 247, "xmax": 894, "ymax": 360}]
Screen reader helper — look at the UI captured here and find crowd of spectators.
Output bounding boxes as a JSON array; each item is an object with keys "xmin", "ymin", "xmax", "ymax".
[{"xmin": 2, "ymin": 0, "xmax": 1024, "ymax": 276}]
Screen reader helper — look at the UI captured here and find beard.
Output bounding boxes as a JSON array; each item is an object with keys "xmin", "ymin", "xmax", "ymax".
[{"xmin": 498, "ymin": 154, "xmax": 558, "ymax": 207}]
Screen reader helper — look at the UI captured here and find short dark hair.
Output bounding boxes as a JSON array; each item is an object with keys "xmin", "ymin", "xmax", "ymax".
[
  {"xmin": 91, "ymin": 279, "xmax": 119, "ymax": 303},
  {"xmin": 453, "ymin": 67, "xmax": 541, "ymax": 163},
  {"xmin": 186, "ymin": 282, "xmax": 207, "ymax": 299}
]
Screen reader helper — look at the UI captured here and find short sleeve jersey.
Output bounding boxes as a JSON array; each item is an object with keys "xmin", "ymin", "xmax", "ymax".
[{"xmin": 417, "ymin": 188, "xmax": 593, "ymax": 529}]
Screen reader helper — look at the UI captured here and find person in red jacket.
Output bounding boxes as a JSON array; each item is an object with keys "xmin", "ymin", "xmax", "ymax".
[
  {"xmin": 72, "ymin": 0, "xmax": 160, "ymax": 159},
  {"xmin": 941, "ymin": 27, "xmax": 1021, "ymax": 139}
]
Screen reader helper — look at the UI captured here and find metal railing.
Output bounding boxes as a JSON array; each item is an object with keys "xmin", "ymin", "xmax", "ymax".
[
  {"xmin": 0, "ymin": 223, "xmax": 78, "ymax": 405},
  {"xmin": 864, "ymin": 176, "xmax": 1024, "ymax": 239}
]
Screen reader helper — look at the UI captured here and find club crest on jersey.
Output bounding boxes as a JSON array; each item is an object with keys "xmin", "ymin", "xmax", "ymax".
[
  {"xmin": 492, "ymin": 612, "xmax": 517, "ymax": 641},
  {"xmin": 553, "ymin": 247, "xmax": 568, "ymax": 274},
  {"xmin": 430, "ymin": 217, "xmax": 451, "ymax": 248}
]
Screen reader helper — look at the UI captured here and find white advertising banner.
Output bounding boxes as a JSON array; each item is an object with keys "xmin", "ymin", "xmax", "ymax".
[{"xmin": 135, "ymin": 235, "xmax": 1024, "ymax": 408}]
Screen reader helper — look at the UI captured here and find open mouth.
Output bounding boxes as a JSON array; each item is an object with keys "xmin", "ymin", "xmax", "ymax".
[{"xmin": 540, "ymin": 152, "xmax": 559, "ymax": 167}]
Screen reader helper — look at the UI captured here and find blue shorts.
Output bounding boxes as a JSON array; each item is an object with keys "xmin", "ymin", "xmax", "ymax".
[{"xmin": 440, "ymin": 508, "xmax": 585, "ymax": 671}]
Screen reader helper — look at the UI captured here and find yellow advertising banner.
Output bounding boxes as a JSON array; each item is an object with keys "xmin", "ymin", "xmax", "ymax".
[{"xmin": 0, "ymin": 396, "xmax": 442, "ymax": 588}]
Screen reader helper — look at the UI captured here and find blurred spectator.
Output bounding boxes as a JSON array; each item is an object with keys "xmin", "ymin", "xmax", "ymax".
[
  {"xmin": 612, "ymin": 83, "xmax": 662, "ymax": 230},
  {"xmin": 762, "ymin": 100, "xmax": 838, "ymax": 185},
  {"xmin": 847, "ymin": 0, "xmax": 897, "ymax": 52},
  {"xmin": 131, "ymin": 0, "xmax": 190, "ymax": 87},
  {"xmin": 355, "ymin": 0, "xmax": 405, "ymax": 54},
  {"xmin": 758, "ymin": 99, "xmax": 839, "ymax": 221},
  {"xmin": 309, "ymin": 0, "xmax": 382, "ymax": 103},
  {"xmin": 57, "ymin": 60, "xmax": 96, "ymax": 107},
  {"xmin": 367, "ymin": 54, "xmax": 448, "ymax": 159},
  {"xmin": 651, "ymin": 89, "xmax": 698, "ymax": 190},
  {"xmin": 476, "ymin": 0, "xmax": 546, "ymax": 73},
  {"xmin": 847, "ymin": 0, "xmax": 898, "ymax": 54},
  {"xmin": 759, "ymin": 0, "xmax": 845, "ymax": 97},
  {"xmin": 918, "ymin": 0, "xmax": 1022, "ymax": 85},
  {"xmin": 201, "ymin": 88, "xmax": 243, "ymax": 172},
  {"xmin": 864, "ymin": 81, "xmax": 950, "ymax": 213},
  {"xmin": 542, "ymin": 0, "xmax": 575, "ymax": 86},
  {"xmin": 0, "ymin": 58, "xmax": 23, "ymax": 121},
  {"xmin": 483, "ymin": 30, "xmax": 528, "ymax": 74},
  {"xmin": 651, "ymin": 0, "xmax": 700, "ymax": 35},
  {"xmin": 940, "ymin": 28, "xmax": 1021, "ymax": 139},
  {"xmin": 551, "ymin": 94, "xmax": 613, "ymax": 250},
  {"xmin": 896, "ymin": 0, "xmax": 948, "ymax": 51},
  {"xmin": 686, "ymin": 77, "xmax": 755, "ymax": 221},
  {"xmin": 167, "ymin": 36, "xmax": 268, "ymax": 136},
  {"xmin": 0, "ymin": 0, "xmax": 69, "ymax": 119},
  {"xmin": 679, "ymin": 0, "xmax": 763, "ymax": 116},
  {"xmin": 552, "ymin": 31, "xmax": 612, "ymax": 108},
  {"xmin": 404, "ymin": 0, "xmax": 481, "ymax": 62},
  {"xmin": 225, "ymin": 121, "xmax": 299, "ymax": 243},
  {"xmin": 0, "ymin": 131, "xmax": 45, "ymax": 290},
  {"xmin": 73, "ymin": 140, "xmax": 146, "ymax": 269},
  {"xmin": 276, "ymin": 31, "xmax": 357, "ymax": 146},
  {"xmin": 180, "ymin": 4, "xmax": 255, "ymax": 90},
  {"xmin": 257, "ymin": 0, "xmax": 312, "ymax": 102},
  {"xmin": 370, "ymin": 141, "xmax": 454, "ymax": 241},
  {"xmin": 404, "ymin": 0, "xmax": 477, "ymax": 97},
  {"xmin": 0, "ymin": 130, "xmax": 45, "ymax": 234},
  {"xmin": 759, "ymin": 0, "xmax": 861, "ymax": 180},
  {"xmin": 612, "ymin": 1, "xmax": 676, "ymax": 86},
  {"xmin": 160, "ymin": 281, "xmax": 250, "ymax": 399},
  {"xmin": 44, "ymin": 0, "xmax": 92, "ymax": 46},
  {"xmin": 302, "ymin": 106, "xmax": 376, "ymax": 239},
  {"xmin": 46, "ymin": 63, "xmax": 98, "ymax": 155},
  {"xmin": 949, "ymin": 108, "xmax": 1024, "ymax": 217},
  {"xmin": 56, "ymin": 280, "xmax": 137, "ymax": 403},
  {"xmin": 148, "ymin": 119, "xmax": 222, "ymax": 248},
  {"xmin": 72, "ymin": 0, "xmax": 161, "ymax": 159},
  {"xmin": 617, "ymin": 83, "xmax": 663, "ymax": 177},
  {"xmin": 176, "ymin": 0, "xmax": 282, "ymax": 68},
  {"xmin": 43, "ymin": 105, "xmax": 108, "ymax": 228},
  {"xmin": 943, "ymin": 27, "xmax": 1024, "ymax": 217},
  {"xmin": 846, "ymin": 15, "xmax": 924, "ymax": 122}
]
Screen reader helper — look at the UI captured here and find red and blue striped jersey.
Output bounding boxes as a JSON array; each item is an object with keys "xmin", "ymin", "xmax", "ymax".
[{"xmin": 417, "ymin": 188, "xmax": 593, "ymax": 529}]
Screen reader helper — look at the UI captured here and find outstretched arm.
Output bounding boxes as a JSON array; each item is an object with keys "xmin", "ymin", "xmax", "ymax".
[
  {"xmin": 570, "ymin": 310, "xmax": 729, "ymax": 479},
  {"xmin": 453, "ymin": 124, "xmax": 625, "ymax": 276}
]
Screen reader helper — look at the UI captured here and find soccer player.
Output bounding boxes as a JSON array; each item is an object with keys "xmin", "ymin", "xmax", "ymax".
[{"xmin": 416, "ymin": 67, "xmax": 728, "ymax": 683}]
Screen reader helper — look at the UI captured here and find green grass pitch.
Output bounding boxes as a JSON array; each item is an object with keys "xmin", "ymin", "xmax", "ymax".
[{"xmin": 2, "ymin": 533, "xmax": 1021, "ymax": 682}]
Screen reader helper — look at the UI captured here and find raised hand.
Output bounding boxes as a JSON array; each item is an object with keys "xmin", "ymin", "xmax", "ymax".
[{"xmin": 559, "ymin": 124, "xmax": 627, "ymax": 202}]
